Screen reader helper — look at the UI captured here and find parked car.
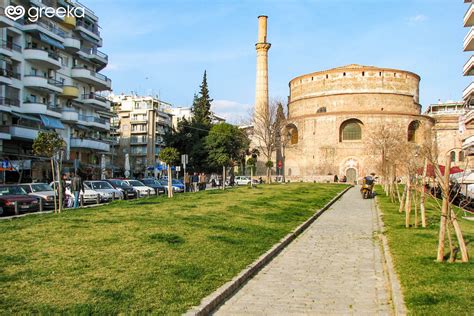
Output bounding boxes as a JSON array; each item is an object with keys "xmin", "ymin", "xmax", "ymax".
[
  {"xmin": 84, "ymin": 181, "xmax": 123, "ymax": 201},
  {"xmin": 105, "ymin": 179, "xmax": 138, "ymax": 200},
  {"xmin": 158, "ymin": 179, "xmax": 185, "ymax": 193},
  {"xmin": 122, "ymin": 180, "xmax": 155, "ymax": 197},
  {"xmin": 140, "ymin": 179, "xmax": 166, "ymax": 195},
  {"xmin": 50, "ymin": 181, "xmax": 100, "ymax": 205},
  {"xmin": 235, "ymin": 176, "xmax": 252, "ymax": 185},
  {"xmin": 0, "ymin": 185, "xmax": 39, "ymax": 216},
  {"xmin": 19, "ymin": 183, "xmax": 57, "ymax": 209}
]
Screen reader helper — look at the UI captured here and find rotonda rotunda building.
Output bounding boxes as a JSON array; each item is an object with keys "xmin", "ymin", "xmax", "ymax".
[{"xmin": 283, "ymin": 64, "xmax": 434, "ymax": 183}]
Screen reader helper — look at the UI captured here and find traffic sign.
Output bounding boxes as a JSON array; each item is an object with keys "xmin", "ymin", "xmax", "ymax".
[{"xmin": 181, "ymin": 154, "xmax": 188, "ymax": 165}]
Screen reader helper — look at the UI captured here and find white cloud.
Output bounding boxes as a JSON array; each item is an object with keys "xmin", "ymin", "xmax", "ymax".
[
  {"xmin": 211, "ymin": 100, "xmax": 253, "ymax": 124},
  {"xmin": 408, "ymin": 14, "xmax": 427, "ymax": 24}
]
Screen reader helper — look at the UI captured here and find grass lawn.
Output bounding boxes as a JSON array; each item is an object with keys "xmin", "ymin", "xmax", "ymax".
[
  {"xmin": 376, "ymin": 188, "xmax": 474, "ymax": 315},
  {"xmin": 0, "ymin": 183, "xmax": 347, "ymax": 314}
]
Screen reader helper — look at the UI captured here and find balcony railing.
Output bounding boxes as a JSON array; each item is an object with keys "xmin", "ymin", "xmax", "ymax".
[
  {"xmin": 76, "ymin": 20, "xmax": 100, "ymax": 36},
  {"xmin": 26, "ymin": 20, "xmax": 66, "ymax": 38},
  {"xmin": 78, "ymin": 115, "xmax": 107, "ymax": 125},
  {"xmin": 0, "ymin": 40, "xmax": 22, "ymax": 52},
  {"xmin": 0, "ymin": 97, "xmax": 20, "ymax": 107},
  {"xmin": 0, "ymin": 125, "xmax": 10, "ymax": 133},
  {"xmin": 47, "ymin": 78, "xmax": 64, "ymax": 87},
  {"xmin": 82, "ymin": 93, "xmax": 107, "ymax": 103},
  {"xmin": 91, "ymin": 48, "xmax": 108, "ymax": 60},
  {"xmin": 0, "ymin": 68, "xmax": 21, "ymax": 80}
]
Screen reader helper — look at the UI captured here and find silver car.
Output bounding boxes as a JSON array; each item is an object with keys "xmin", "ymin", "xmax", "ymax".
[
  {"xmin": 84, "ymin": 181, "xmax": 123, "ymax": 201},
  {"xmin": 19, "ymin": 183, "xmax": 56, "ymax": 209}
]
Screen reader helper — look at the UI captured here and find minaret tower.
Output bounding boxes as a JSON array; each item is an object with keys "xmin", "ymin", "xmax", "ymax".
[{"xmin": 254, "ymin": 15, "xmax": 271, "ymax": 121}]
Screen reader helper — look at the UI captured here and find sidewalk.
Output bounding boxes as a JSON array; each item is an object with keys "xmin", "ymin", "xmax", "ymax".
[{"xmin": 214, "ymin": 187, "xmax": 393, "ymax": 315}]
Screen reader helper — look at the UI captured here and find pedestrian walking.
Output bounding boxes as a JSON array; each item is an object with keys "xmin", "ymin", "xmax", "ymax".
[
  {"xmin": 334, "ymin": 175, "xmax": 339, "ymax": 183},
  {"xmin": 192, "ymin": 173, "xmax": 199, "ymax": 192},
  {"xmin": 71, "ymin": 172, "xmax": 84, "ymax": 208},
  {"xmin": 184, "ymin": 173, "xmax": 191, "ymax": 192},
  {"xmin": 199, "ymin": 173, "xmax": 206, "ymax": 191}
]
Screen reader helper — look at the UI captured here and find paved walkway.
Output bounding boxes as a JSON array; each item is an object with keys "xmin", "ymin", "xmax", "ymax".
[{"xmin": 214, "ymin": 187, "xmax": 392, "ymax": 315}]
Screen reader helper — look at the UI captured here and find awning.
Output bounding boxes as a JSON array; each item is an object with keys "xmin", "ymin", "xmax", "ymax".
[
  {"xmin": 79, "ymin": 32, "xmax": 100, "ymax": 45},
  {"xmin": 39, "ymin": 115, "xmax": 65, "ymax": 130},
  {"xmin": 39, "ymin": 33, "xmax": 65, "ymax": 50},
  {"xmin": 74, "ymin": 125, "xmax": 90, "ymax": 131},
  {"xmin": 12, "ymin": 112, "xmax": 41, "ymax": 122}
]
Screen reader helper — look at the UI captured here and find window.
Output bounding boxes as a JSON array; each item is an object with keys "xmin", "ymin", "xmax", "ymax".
[
  {"xmin": 340, "ymin": 119, "xmax": 362, "ymax": 141},
  {"xmin": 286, "ymin": 124, "xmax": 299, "ymax": 145},
  {"xmin": 407, "ymin": 121, "xmax": 420, "ymax": 143},
  {"xmin": 450, "ymin": 151, "xmax": 456, "ymax": 163},
  {"xmin": 459, "ymin": 151, "xmax": 465, "ymax": 162},
  {"xmin": 317, "ymin": 107, "xmax": 327, "ymax": 113}
]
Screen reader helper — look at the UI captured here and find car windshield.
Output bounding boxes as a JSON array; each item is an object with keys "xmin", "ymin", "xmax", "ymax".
[
  {"xmin": 89, "ymin": 182, "xmax": 113, "ymax": 190},
  {"xmin": 172, "ymin": 180, "xmax": 182, "ymax": 185},
  {"xmin": 0, "ymin": 186, "xmax": 27, "ymax": 196},
  {"xmin": 31, "ymin": 184, "xmax": 53, "ymax": 192},
  {"xmin": 128, "ymin": 180, "xmax": 144, "ymax": 186}
]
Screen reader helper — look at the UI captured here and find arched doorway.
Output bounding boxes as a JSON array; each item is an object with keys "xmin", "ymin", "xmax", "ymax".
[{"xmin": 346, "ymin": 168, "xmax": 357, "ymax": 184}]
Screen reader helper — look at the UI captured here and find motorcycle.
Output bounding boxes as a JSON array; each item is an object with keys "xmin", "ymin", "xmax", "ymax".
[{"xmin": 360, "ymin": 183, "xmax": 373, "ymax": 199}]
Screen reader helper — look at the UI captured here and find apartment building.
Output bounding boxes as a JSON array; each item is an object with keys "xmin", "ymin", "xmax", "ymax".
[
  {"xmin": 425, "ymin": 101, "xmax": 474, "ymax": 167},
  {"xmin": 0, "ymin": 0, "xmax": 112, "ymax": 182},
  {"xmin": 165, "ymin": 106, "xmax": 226, "ymax": 129},
  {"xmin": 464, "ymin": 0, "xmax": 474, "ymax": 156},
  {"xmin": 110, "ymin": 95, "xmax": 173, "ymax": 177}
]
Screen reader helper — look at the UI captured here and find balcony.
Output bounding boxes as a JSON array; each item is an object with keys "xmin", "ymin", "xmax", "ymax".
[
  {"xmin": 465, "ymin": 4, "xmax": 474, "ymax": 27},
  {"xmin": 21, "ymin": 102, "xmax": 62, "ymax": 119},
  {"xmin": 71, "ymin": 67, "xmax": 112, "ymax": 91},
  {"xmin": 61, "ymin": 86, "xmax": 80, "ymax": 99},
  {"xmin": 131, "ymin": 128, "xmax": 147, "ymax": 134},
  {"xmin": 64, "ymin": 37, "xmax": 81, "ymax": 52},
  {"xmin": 10, "ymin": 125, "xmax": 39, "ymax": 140},
  {"xmin": 70, "ymin": 138, "xmax": 110, "ymax": 152},
  {"xmin": 76, "ymin": 20, "xmax": 102, "ymax": 46},
  {"xmin": 60, "ymin": 15, "xmax": 76, "ymax": 29},
  {"xmin": 61, "ymin": 109, "xmax": 79, "ymax": 122},
  {"xmin": 463, "ymin": 82, "xmax": 474, "ymax": 101},
  {"xmin": 78, "ymin": 114, "xmax": 110, "ymax": 130},
  {"xmin": 80, "ymin": 93, "xmax": 110, "ymax": 110},
  {"xmin": 24, "ymin": 49, "xmax": 62, "ymax": 69},
  {"xmin": 0, "ymin": 40, "xmax": 22, "ymax": 58},
  {"xmin": 0, "ymin": 126, "xmax": 10, "ymax": 140},
  {"xmin": 464, "ymin": 56, "xmax": 474, "ymax": 76},
  {"xmin": 0, "ymin": 7, "xmax": 14, "ymax": 28},
  {"xmin": 23, "ymin": 21, "xmax": 66, "ymax": 42},
  {"xmin": 464, "ymin": 27, "xmax": 474, "ymax": 51},
  {"xmin": 0, "ymin": 68, "xmax": 21, "ymax": 85},
  {"xmin": 0, "ymin": 97, "xmax": 20, "ymax": 108},
  {"xmin": 24, "ymin": 75, "xmax": 64, "ymax": 93}
]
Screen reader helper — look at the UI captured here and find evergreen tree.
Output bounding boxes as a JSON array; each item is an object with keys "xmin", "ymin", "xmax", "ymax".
[{"xmin": 192, "ymin": 71, "xmax": 213, "ymax": 126}]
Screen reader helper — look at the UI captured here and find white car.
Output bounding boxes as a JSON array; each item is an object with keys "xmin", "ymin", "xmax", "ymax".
[
  {"xmin": 84, "ymin": 181, "xmax": 123, "ymax": 201},
  {"xmin": 123, "ymin": 180, "xmax": 155, "ymax": 197},
  {"xmin": 235, "ymin": 176, "xmax": 259, "ymax": 186}
]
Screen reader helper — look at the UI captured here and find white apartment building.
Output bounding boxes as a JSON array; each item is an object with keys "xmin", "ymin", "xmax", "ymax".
[
  {"xmin": 109, "ymin": 95, "xmax": 172, "ymax": 177},
  {"xmin": 165, "ymin": 106, "xmax": 226, "ymax": 129},
  {"xmin": 463, "ymin": 0, "xmax": 474, "ymax": 156},
  {"xmin": 0, "ymin": 0, "xmax": 112, "ymax": 182}
]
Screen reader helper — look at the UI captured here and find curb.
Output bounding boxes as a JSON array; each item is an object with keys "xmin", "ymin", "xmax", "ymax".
[
  {"xmin": 185, "ymin": 185, "xmax": 353, "ymax": 316},
  {"xmin": 374, "ymin": 198, "xmax": 407, "ymax": 316}
]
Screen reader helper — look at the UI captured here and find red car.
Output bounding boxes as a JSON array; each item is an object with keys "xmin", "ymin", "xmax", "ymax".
[{"xmin": 0, "ymin": 185, "xmax": 40, "ymax": 216}]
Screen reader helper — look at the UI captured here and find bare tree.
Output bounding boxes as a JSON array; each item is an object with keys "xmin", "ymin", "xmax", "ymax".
[{"xmin": 252, "ymin": 98, "xmax": 287, "ymax": 183}]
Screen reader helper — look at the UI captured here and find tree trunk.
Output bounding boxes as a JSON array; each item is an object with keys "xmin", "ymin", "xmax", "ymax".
[
  {"xmin": 395, "ymin": 174, "xmax": 401, "ymax": 204},
  {"xmin": 405, "ymin": 175, "xmax": 411, "ymax": 228},
  {"xmin": 167, "ymin": 164, "xmax": 173, "ymax": 198},
  {"xmin": 399, "ymin": 184, "xmax": 407, "ymax": 213},
  {"xmin": 222, "ymin": 165, "xmax": 226, "ymax": 190},
  {"xmin": 450, "ymin": 208, "xmax": 469, "ymax": 262},
  {"xmin": 51, "ymin": 159, "xmax": 57, "ymax": 214},
  {"xmin": 420, "ymin": 158, "xmax": 427, "ymax": 228},
  {"xmin": 250, "ymin": 166, "xmax": 253, "ymax": 188},
  {"xmin": 437, "ymin": 156, "xmax": 451, "ymax": 262},
  {"xmin": 56, "ymin": 157, "xmax": 62, "ymax": 213}
]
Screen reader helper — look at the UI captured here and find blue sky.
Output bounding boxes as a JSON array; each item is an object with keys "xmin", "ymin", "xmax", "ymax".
[{"xmin": 91, "ymin": 0, "xmax": 468, "ymax": 122}]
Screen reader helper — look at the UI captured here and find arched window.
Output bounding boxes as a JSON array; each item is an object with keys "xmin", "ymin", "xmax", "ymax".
[
  {"xmin": 459, "ymin": 151, "xmax": 465, "ymax": 162},
  {"xmin": 450, "ymin": 151, "xmax": 456, "ymax": 162},
  {"xmin": 340, "ymin": 119, "xmax": 363, "ymax": 141},
  {"xmin": 408, "ymin": 121, "xmax": 421, "ymax": 142},
  {"xmin": 317, "ymin": 107, "xmax": 327, "ymax": 113},
  {"xmin": 286, "ymin": 124, "xmax": 299, "ymax": 145}
]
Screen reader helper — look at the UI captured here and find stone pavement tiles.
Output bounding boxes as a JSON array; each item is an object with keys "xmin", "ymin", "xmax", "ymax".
[{"xmin": 214, "ymin": 187, "xmax": 392, "ymax": 315}]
